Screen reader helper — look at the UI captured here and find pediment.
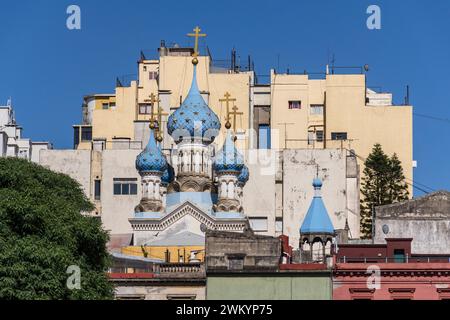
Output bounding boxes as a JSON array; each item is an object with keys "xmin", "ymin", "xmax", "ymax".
[{"xmin": 130, "ymin": 200, "xmax": 249, "ymax": 232}]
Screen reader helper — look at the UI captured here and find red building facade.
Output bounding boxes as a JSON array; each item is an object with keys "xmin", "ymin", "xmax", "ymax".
[{"xmin": 333, "ymin": 239, "xmax": 450, "ymax": 300}]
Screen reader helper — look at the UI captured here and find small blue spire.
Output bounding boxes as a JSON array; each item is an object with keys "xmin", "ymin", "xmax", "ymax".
[
  {"xmin": 136, "ymin": 129, "xmax": 168, "ymax": 174},
  {"xmin": 213, "ymin": 131, "xmax": 244, "ymax": 174},
  {"xmin": 300, "ymin": 178, "xmax": 334, "ymax": 235}
]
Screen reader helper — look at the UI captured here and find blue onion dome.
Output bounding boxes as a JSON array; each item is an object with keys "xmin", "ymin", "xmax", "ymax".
[
  {"xmin": 161, "ymin": 164, "xmax": 175, "ymax": 186},
  {"xmin": 313, "ymin": 178, "xmax": 323, "ymax": 189},
  {"xmin": 167, "ymin": 65, "xmax": 221, "ymax": 145},
  {"xmin": 238, "ymin": 165, "xmax": 249, "ymax": 184},
  {"xmin": 136, "ymin": 129, "xmax": 168, "ymax": 174},
  {"xmin": 213, "ymin": 131, "xmax": 244, "ymax": 174}
]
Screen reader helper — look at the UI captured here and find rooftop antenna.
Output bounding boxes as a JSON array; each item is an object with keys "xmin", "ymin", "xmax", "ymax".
[
  {"xmin": 405, "ymin": 85, "xmax": 410, "ymax": 105},
  {"xmin": 331, "ymin": 54, "xmax": 336, "ymax": 74},
  {"xmin": 363, "ymin": 64, "xmax": 370, "ymax": 104}
]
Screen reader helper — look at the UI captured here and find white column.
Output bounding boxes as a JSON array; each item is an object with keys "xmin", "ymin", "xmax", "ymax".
[
  {"xmin": 194, "ymin": 150, "xmax": 200, "ymax": 173},
  {"xmin": 227, "ymin": 181, "xmax": 235, "ymax": 199},
  {"xmin": 155, "ymin": 181, "xmax": 160, "ymax": 200},
  {"xmin": 148, "ymin": 181, "xmax": 154, "ymax": 199}
]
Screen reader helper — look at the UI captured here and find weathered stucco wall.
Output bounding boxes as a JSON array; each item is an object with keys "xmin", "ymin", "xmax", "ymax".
[
  {"xmin": 115, "ymin": 285, "xmax": 205, "ymax": 300},
  {"xmin": 282, "ymin": 149, "xmax": 359, "ymax": 247},
  {"xmin": 374, "ymin": 191, "xmax": 450, "ymax": 254},
  {"xmin": 207, "ymin": 275, "xmax": 332, "ymax": 300},
  {"xmin": 39, "ymin": 150, "xmax": 92, "ymax": 195}
]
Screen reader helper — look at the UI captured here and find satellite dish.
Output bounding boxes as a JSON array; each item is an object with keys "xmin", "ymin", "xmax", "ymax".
[{"xmin": 200, "ymin": 223, "xmax": 207, "ymax": 233}]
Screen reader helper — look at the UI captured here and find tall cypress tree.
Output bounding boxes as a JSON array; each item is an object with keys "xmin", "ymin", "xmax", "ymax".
[{"xmin": 360, "ymin": 144, "xmax": 409, "ymax": 239}]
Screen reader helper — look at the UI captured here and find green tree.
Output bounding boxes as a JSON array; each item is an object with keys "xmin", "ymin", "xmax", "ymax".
[
  {"xmin": 360, "ymin": 144, "xmax": 409, "ymax": 239},
  {"xmin": 0, "ymin": 158, "xmax": 114, "ymax": 300}
]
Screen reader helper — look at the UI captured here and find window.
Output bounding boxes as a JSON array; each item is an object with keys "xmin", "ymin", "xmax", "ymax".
[
  {"xmin": 143, "ymin": 66, "xmax": 147, "ymax": 72},
  {"xmin": 275, "ymin": 217, "xmax": 283, "ymax": 233},
  {"xmin": 227, "ymin": 254, "xmax": 245, "ymax": 270},
  {"xmin": 166, "ymin": 295, "xmax": 196, "ymax": 301},
  {"xmin": 331, "ymin": 132, "xmax": 347, "ymax": 141},
  {"xmin": 116, "ymin": 295, "xmax": 145, "ymax": 300},
  {"xmin": 249, "ymin": 217, "xmax": 268, "ymax": 232},
  {"xmin": 349, "ymin": 288, "xmax": 375, "ymax": 300},
  {"xmin": 139, "ymin": 104, "xmax": 152, "ymax": 115},
  {"xmin": 94, "ymin": 180, "xmax": 101, "ymax": 200},
  {"xmin": 437, "ymin": 288, "xmax": 450, "ymax": 300},
  {"xmin": 102, "ymin": 103, "xmax": 109, "ymax": 110},
  {"xmin": 73, "ymin": 126, "xmax": 80, "ymax": 148},
  {"xmin": 113, "ymin": 178, "xmax": 138, "ymax": 195},
  {"xmin": 80, "ymin": 127, "xmax": 92, "ymax": 142},
  {"xmin": 389, "ymin": 288, "xmax": 415, "ymax": 300},
  {"xmin": 288, "ymin": 100, "xmax": 301, "ymax": 109},
  {"xmin": 109, "ymin": 102, "xmax": 116, "ymax": 109},
  {"xmin": 393, "ymin": 249, "xmax": 406, "ymax": 263},
  {"xmin": 149, "ymin": 71, "xmax": 158, "ymax": 80},
  {"xmin": 308, "ymin": 131, "xmax": 324, "ymax": 144},
  {"xmin": 316, "ymin": 130, "xmax": 324, "ymax": 142},
  {"xmin": 258, "ymin": 124, "xmax": 271, "ymax": 149},
  {"xmin": 310, "ymin": 104, "xmax": 324, "ymax": 115}
]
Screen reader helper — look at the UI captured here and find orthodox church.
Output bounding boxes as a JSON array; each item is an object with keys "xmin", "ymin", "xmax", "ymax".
[{"xmin": 129, "ymin": 52, "xmax": 250, "ymax": 247}]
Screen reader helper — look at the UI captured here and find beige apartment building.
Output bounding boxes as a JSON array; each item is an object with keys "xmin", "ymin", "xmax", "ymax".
[{"xmin": 73, "ymin": 42, "xmax": 413, "ymax": 195}]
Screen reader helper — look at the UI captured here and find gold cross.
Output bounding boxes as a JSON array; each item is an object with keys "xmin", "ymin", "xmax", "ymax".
[
  {"xmin": 187, "ymin": 26, "xmax": 206, "ymax": 59},
  {"xmin": 144, "ymin": 93, "xmax": 160, "ymax": 128},
  {"xmin": 228, "ymin": 105, "xmax": 243, "ymax": 133},
  {"xmin": 156, "ymin": 106, "xmax": 169, "ymax": 129},
  {"xmin": 219, "ymin": 92, "xmax": 236, "ymax": 128}
]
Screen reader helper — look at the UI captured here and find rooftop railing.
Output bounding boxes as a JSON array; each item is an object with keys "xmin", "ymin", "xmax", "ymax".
[
  {"xmin": 109, "ymin": 263, "xmax": 205, "ymax": 277},
  {"xmin": 337, "ymin": 256, "xmax": 450, "ymax": 264}
]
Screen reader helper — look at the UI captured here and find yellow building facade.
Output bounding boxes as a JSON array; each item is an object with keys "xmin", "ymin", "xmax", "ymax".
[{"xmin": 121, "ymin": 245, "xmax": 205, "ymax": 264}]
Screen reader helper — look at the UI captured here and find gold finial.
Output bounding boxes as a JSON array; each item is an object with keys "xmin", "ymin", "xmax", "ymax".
[
  {"xmin": 187, "ymin": 26, "xmax": 206, "ymax": 64},
  {"xmin": 219, "ymin": 92, "xmax": 236, "ymax": 130},
  {"xmin": 156, "ymin": 133, "xmax": 163, "ymax": 142}
]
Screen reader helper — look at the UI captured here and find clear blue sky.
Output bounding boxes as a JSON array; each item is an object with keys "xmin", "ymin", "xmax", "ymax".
[{"xmin": 0, "ymin": 0, "xmax": 449, "ymax": 196}]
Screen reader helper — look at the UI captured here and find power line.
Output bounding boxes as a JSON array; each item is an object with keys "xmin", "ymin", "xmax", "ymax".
[{"xmin": 414, "ymin": 112, "xmax": 450, "ymax": 124}]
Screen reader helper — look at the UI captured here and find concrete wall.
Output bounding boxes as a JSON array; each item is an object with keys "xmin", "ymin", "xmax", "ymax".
[
  {"xmin": 39, "ymin": 150, "xmax": 92, "ymax": 195},
  {"xmin": 207, "ymin": 274, "xmax": 332, "ymax": 300},
  {"xmin": 374, "ymin": 191, "xmax": 450, "ymax": 254},
  {"xmin": 206, "ymin": 230, "xmax": 281, "ymax": 271},
  {"xmin": 115, "ymin": 284, "xmax": 205, "ymax": 300}
]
